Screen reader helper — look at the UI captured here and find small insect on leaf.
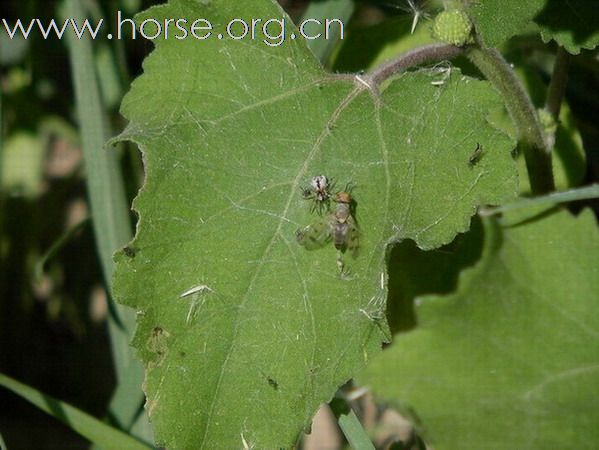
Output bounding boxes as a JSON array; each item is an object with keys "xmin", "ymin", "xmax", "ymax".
[
  {"xmin": 468, "ymin": 143, "xmax": 485, "ymax": 167},
  {"xmin": 267, "ymin": 376, "xmax": 278, "ymax": 390},
  {"xmin": 122, "ymin": 245, "xmax": 136, "ymax": 257},
  {"xmin": 332, "ymin": 191, "xmax": 359, "ymax": 256},
  {"xmin": 296, "ymin": 189, "xmax": 360, "ymax": 258}
]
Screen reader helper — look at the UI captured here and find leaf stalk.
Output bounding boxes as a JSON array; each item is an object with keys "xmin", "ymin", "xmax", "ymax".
[{"xmin": 369, "ymin": 43, "xmax": 465, "ymax": 87}]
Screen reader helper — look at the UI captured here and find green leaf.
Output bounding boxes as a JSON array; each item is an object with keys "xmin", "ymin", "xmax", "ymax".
[
  {"xmin": 535, "ymin": 0, "xmax": 599, "ymax": 55},
  {"xmin": 360, "ymin": 209, "xmax": 599, "ymax": 448},
  {"xmin": 465, "ymin": 0, "xmax": 545, "ymax": 47},
  {"xmin": 114, "ymin": 0, "xmax": 517, "ymax": 447},
  {"xmin": 0, "ymin": 373, "xmax": 152, "ymax": 450}
]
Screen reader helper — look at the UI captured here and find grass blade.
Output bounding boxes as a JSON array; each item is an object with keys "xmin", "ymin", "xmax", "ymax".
[
  {"xmin": 0, "ymin": 373, "xmax": 151, "ymax": 450},
  {"xmin": 479, "ymin": 184, "xmax": 599, "ymax": 216},
  {"xmin": 300, "ymin": 0, "xmax": 355, "ymax": 64},
  {"xmin": 61, "ymin": 0, "xmax": 148, "ymax": 438},
  {"xmin": 338, "ymin": 410, "xmax": 376, "ymax": 450}
]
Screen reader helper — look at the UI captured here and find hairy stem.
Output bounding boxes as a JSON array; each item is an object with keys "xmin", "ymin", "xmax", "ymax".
[
  {"xmin": 544, "ymin": 46, "xmax": 570, "ymax": 120},
  {"xmin": 467, "ymin": 46, "xmax": 555, "ymax": 194},
  {"xmin": 369, "ymin": 43, "xmax": 465, "ymax": 87}
]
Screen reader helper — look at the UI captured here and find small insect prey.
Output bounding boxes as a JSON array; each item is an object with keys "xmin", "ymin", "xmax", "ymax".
[
  {"xmin": 122, "ymin": 246, "xmax": 136, "ymax": 258},
  {"xmin": 301, "ymin": 174, "xmax": 334, "ymax": 214},
  {"xmin": 295, "ymin": 191, "xmax": 359, "ymax": 255},
  {"xmin": 468, "ymin": 143, "xmax": 484, "ymax": 167},
  {"xmin": 331, "ymin": 191, "xmax": 359, "ymax": 253}
]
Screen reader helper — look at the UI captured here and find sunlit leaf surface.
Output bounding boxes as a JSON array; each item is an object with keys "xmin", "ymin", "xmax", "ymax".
[{"xmin": 114, "ymin": 0, "xmax": 517, "ymax": 447}]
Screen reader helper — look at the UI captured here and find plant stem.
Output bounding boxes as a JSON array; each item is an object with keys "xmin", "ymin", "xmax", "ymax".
[
  {"xmin": 467, "ymin": 46, "xmax": 555, "ymax": 194},
  {"xmin": 369, "ymin": 43, "xmax": 465, "ymax": 86},
  {"xmin": 544, "ymin": 46, "xmax": 570, "ymax": 120}
]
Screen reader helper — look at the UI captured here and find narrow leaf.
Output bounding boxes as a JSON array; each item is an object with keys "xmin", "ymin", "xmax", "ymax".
[
  {"xmin": 300, "ymin": 0, "xmax": 354, "ymax": 64},
  {"xmin": 0, "ymin": 373, "xmax": 152, "ymax": 450},
  {"xmin": 480, "ymin": 184, "xmax": 599, "ymax": 216},
  {"xmin": 62, "ymin": 0, "xmax": 146, "ymax": 434},
  {"xmin": 338, "ymin": 410, "xmax": 376, "ymax": 450}
]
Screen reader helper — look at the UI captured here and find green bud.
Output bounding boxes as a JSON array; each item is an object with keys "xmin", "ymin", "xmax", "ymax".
[{"xmin": 432, "ymin": 10, "xmax": 474, "ymax": 47}]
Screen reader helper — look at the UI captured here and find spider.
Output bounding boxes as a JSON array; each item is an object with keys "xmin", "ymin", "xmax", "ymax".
[{"xmin": 301, "ymin": 174, "xmax": 335, "ymax": 214}]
